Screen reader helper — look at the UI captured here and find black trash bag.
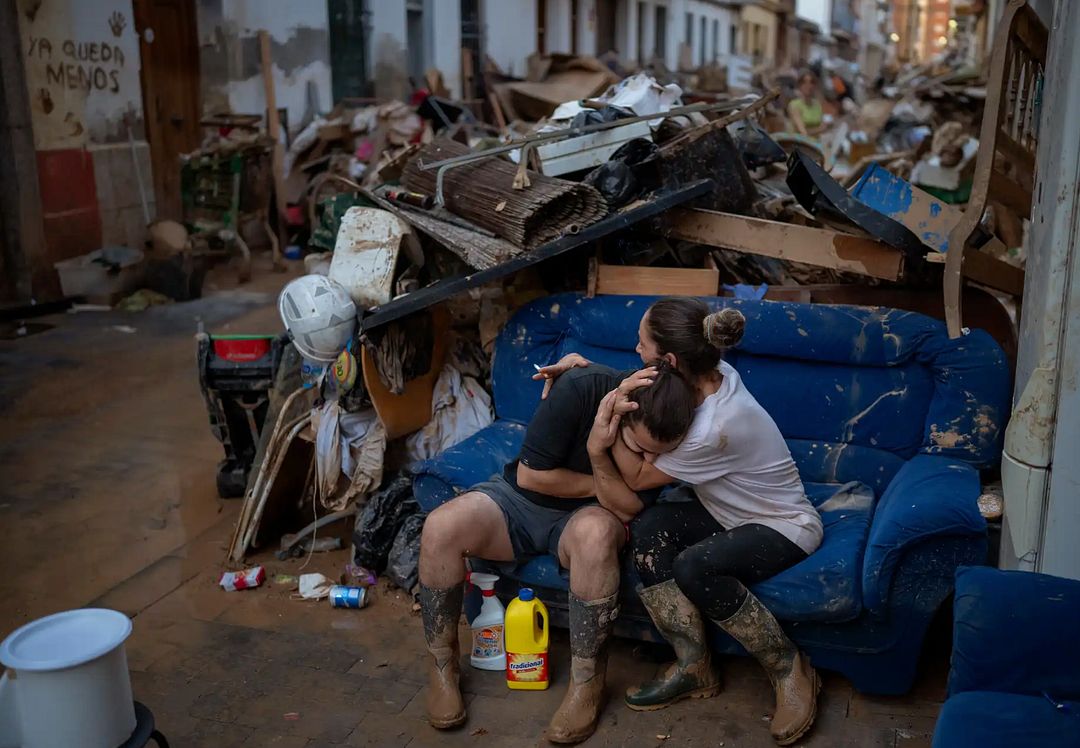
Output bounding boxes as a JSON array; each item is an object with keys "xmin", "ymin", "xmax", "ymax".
[
  {"xmin": 733, "ymin": 121, "xmax": 786, "ymax": 169},
  {"xmin": 386, "ymin": 513, "xmax": 425, "ymax": 592},
  {"xmin": 582, "ymin": 138, "xmax": 660, "ymax": 208},
  {"xmin": 352, "ymin": 473, "xmax": 418, "ymax": 572}
]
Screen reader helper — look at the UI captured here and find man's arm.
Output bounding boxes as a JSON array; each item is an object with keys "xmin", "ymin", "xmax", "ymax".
[
  {"xmin": 516, "ymin": 464, "xmax": 595, "ymax": 499},
  {"xmin": 589, "ymin": 448, "xmax": 643, "ymax": 524},
  {"xmin": 612, "ymin": 436, "xmax": 675, "ymax": 491}
]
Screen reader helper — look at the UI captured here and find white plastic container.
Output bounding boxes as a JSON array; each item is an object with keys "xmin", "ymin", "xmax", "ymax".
[
  {"xmin": 328, "ymin": 207, "xmax": 414, "ymax": 310},
  {"xmin": 0, "ymin": 608, "xmax": 136, "ymax": 748},
  {"xmin": 468, "ymin": 572, "xmax": 506, "ymax": 671},
  {"xmin": 53, "ymin": 246, "xmax": 145, "ymax": 302}
]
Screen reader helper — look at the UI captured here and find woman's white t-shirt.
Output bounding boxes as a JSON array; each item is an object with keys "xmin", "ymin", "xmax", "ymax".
[{"xmin": 653, "ymin": 361, "xmax": 824, "ymax": 555}]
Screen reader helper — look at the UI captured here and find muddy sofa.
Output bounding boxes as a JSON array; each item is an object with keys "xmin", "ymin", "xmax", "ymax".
[
  {"xmin": 932, "ymin": 567, "xmax": 1080, "ymax": 747},
  {"xmin": 413, "ymin": 293, "xmax": 1011, "ymax": 695}
]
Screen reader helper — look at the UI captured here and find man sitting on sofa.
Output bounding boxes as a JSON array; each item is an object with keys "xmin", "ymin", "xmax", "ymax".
[{"xmin": 418, "ymin": 362, "xmax": 695, "ymax": 743}]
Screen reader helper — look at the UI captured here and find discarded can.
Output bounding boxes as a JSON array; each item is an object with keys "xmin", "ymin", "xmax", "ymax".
[
  {"xmin": 219, "ymin": 565, "xmax": 266, "ymax": 591},
  {"xmin": 329, "ymin": 585, "xmax": 368, "ymax": 609}
]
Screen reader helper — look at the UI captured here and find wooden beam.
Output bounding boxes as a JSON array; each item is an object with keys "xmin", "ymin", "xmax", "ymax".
[
  {"xmin": 595, "ymin": 264, "xmax": 720, "ymax": 296},
  {"xmin": 664, "ymin": 208, "xmax": 904, "ymax": 281},
  {"xmin": 259, "ymin": 29, "xmax": 286, "ymax": 270},
  {"xmin": 926, "ymin": 248, "xmax": 1025, "ymax": 296}
]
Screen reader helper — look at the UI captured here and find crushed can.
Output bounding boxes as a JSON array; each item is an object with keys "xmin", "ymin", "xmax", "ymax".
[{"xmin": 329, "ymin": 585, "xmax": 368, "ymax": 609}]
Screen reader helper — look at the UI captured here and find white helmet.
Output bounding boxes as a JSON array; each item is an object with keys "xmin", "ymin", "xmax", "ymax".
[{"xmin": 278, "ymin": 275, "xmax": 357, "ymax": 362}]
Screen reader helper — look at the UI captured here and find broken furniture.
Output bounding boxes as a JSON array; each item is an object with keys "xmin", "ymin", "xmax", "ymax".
[
  {"xmin": 197, "ymin": 333, "xmax": 286, "ymax": 498},
  {"xmin": 413, "ymin": 292, "xmax": 1011, "ymax": 695},
  {"xmin": 932, "ymin": 566, "xmax": 1080, "ymax": 747},
  {"xmin": 943, "ymin": 0, "xmax": 1046, "ymax": 338},
  {"xmin": 180, "ymin": 138, "xmax": 278, "ymax": 283},
  {"xmin": 358, "ymin": 179, "xmax": 714, "ymax": 333}
]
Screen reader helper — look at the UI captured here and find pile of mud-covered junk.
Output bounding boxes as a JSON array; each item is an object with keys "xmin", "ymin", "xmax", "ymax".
[{"xmin": 211, "ymin": 43, "xmax": 1034, "ymax": 596}]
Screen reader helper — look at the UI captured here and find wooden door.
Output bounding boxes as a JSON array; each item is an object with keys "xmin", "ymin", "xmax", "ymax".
[{"xmin": 133, "ymin": 0, "xmax": 201, "ymax": 221}]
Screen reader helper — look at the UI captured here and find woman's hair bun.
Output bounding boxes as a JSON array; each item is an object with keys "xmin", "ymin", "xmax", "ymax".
[{"xmin": 703, "ymin": 308, "xmax": 746, "ymax": 349}]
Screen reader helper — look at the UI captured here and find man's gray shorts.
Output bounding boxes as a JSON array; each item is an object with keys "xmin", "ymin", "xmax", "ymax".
[{"xmin": 471, "ymin": 474, "xmax": 596, "ymax": 559}]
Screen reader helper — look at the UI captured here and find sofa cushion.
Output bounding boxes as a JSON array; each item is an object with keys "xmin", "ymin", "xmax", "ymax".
[
  {"xmin": 932, "ymin": 691, "xmax": 1080, "ymax": 748},
  {"xmin": 492, "ymin": 294, "xmax": 1010, "ymax": 469},
  {"xmin": 413, "ymin": 420, "xmax": 526, "ymax": 512}
]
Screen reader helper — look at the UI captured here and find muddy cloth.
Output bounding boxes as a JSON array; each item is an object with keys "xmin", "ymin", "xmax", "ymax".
[
  {"xmin": 502, "ymin": 366, "xmax": 629, "ymax": 510},
  {"xmin": 631, "ymin": 500, "xmax": 807, "ymax": 620}
]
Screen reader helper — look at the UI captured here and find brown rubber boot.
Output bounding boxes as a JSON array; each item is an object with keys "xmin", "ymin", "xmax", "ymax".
[
  {"xmin": 547, "ymin": 592, "xmax": 619, "ymax": 744},
  {"xmin": 625, "ymin": 581, "xmax": 721, "ymax": 711},
  {"xmin": 419, "ymin": 584, "xmax": 467, "ymax": 729},
  {"xmin": 714, "ymin": 591, "xmax": 820, "ymax": 746}
]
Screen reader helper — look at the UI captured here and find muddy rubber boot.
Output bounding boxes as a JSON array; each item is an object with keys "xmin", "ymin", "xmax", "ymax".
[
  {"xmin": 625, "ymin": 581, "xmax": 721, "ymax": 711},
  {"xmin": 419, "ymin": 584, "xmax": 467, "ymax": 729},
  {"xmin": 547, "ymin": 592, "xmax": 619, "ymax": 744},
  {"xmin": 714, "ymin": 591, "xmax": 820, "ymax": 746}
]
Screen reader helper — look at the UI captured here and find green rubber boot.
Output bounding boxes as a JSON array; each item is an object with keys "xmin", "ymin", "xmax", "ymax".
[{"xmin": 625, "ymin": 581, "xmax": 721, "ymax": 711}]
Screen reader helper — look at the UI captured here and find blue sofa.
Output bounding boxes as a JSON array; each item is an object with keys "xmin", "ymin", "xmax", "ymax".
[
  {"xmin": 414, "ymin": 293, "xmax": 1011, "ymax": 695},
  {"xmin": 933, "ymin": 567, "xmax": 1080, "ymax": 747}
]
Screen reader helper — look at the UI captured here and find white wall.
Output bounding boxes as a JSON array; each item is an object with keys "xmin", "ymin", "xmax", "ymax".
[
  {"xmin": 483, "ymin": 0, "xmax": 537, "ymax": 77},
  {"xmin": 198, "ymin": 0, "xmax": 332, "ymax": 135},
  {"xmin": 796, "ymin": 0, "xmax": 831, "ymax": 36},
  {"xmin": 431, "ymin": 1, "xmax": 462, "ymax": 97}
]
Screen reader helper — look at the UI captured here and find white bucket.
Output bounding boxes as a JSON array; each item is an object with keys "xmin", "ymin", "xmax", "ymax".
[{"xmin": 0, "ymin": 609, "xmax": 136, "ymax": 748}]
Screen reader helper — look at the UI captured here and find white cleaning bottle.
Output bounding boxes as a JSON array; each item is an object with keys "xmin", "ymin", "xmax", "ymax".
[{"xmin": 468, "ymin": 572, "xmax": 506, "ymax": 671}]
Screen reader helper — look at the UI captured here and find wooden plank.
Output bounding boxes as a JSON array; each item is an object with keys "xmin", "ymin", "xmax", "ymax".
[
  {"xmin": 926, "ymin": 247, "xmax": 1025, "ymax": 296},
  {"xmin": 664, "ymin": 208, "xmax": 904, "ymax": 281},
  {"xmin": 991, "ymin": 169, "xmax": 1033, "ymax": 218},
  {"xmin": 488, "ymin": 91, "xmax": 508, "ymax": 130},
  {"xmin": 993, "ymin": 131, "xmax": 1036, "ymax": 181},
  {"xmin": 259, "ymin": 29, "xmax": 286, "ymax": 270},
  {"xmin": 595, "ymin": 265, "xmax": 719, "ymax": 296}
]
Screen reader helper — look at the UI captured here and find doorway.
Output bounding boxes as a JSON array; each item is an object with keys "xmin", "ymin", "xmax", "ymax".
[
  {"xmin": 133, "ymin": 0, "xmax": 201, "ymax": 221},
  {"xmin": 329, "ymin": 0, "xmax": 371, "ymax": 101},
  {"xmin": 596, "ymin": 0, "xmax": 617, "ymax": 55}
]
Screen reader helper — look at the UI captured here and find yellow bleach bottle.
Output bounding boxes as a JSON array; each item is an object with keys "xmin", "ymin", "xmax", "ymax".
[{"xmin": 504, "ymin": 588, "xmax": 549, "ymax": 690}]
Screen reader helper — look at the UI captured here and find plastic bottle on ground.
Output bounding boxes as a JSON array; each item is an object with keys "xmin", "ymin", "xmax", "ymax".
[
  {"xmin": 505, "ymin": 588, "xmax": 549, "ymax": 690},
  {"xmin": 468, "ymin": 572, "xmax": 506, "ymax": 671}
]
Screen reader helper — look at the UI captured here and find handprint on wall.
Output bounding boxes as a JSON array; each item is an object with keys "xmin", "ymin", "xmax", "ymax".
[
  {"xmin": 108, "ymin": 10, "xmax": 126, "ymax": 37},
  {"xmin": 38, "ymin": 89, "xmax": 54, "ymax": 115}
]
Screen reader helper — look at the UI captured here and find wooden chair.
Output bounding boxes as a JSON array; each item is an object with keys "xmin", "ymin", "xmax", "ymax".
[{"xmin": 944, "ymin": 0, "xmax": 1048, "ymax": 338}]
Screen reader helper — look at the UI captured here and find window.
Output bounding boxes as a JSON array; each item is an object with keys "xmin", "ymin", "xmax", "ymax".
[
  {"xmin": 655, "ymin": 5, "xmax": 667, "ymax": 59},
  {"xmin": 685, "ymin": 12, "xmax": 694, "ymax": 55},
  {"xmin": 713, "ymin": 19, "xmax": 720, "ymax": 59},
  {"xmin": 730, "ymin": 23, "xmax": 737, "ymax": 56},
  {"xmin": 537, "ymin": 0, "xmax": 547, "ymax": 54},
  {"xmin": 699, "ymin": 15, "xmax": 707, "ymax": 65}
]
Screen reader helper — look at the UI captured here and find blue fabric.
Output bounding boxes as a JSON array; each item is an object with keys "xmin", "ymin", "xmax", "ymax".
[
  {"xmin": 932, "ymin": 691, "xmax": 1080, "ymax": 748},
  {"xmin": 492, "ymin": 294, "xmax": 1010, "ymax": 467},
  {"xmin": 862, "ymin": 456, "xmax": 985, "ymax": 614},
  {"xmin": 949, "ymin": 567, "xmax": 1080, "ymax": 700},
  {"xmin": 419, "ymin": 292, "xmax": 1010, "ymax": 694},
  {"xmin": 413, "ymin": 421, "xmax": 526, "ymax": 512}
]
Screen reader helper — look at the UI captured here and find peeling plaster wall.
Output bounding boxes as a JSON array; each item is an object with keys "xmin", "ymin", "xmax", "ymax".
[
  {"xmin": 18, "ymin": 0, "xmax": 146, "ymax": 149},
  {"xmin": 197, "ymin": 0, "xmax": 332, "ymax": 136},
  {"xmin": 15, "ymin": 0, "xmax": 152, "ymax": 297}
]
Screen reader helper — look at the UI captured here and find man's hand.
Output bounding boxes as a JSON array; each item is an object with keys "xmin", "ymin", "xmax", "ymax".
[
  {"xmin": 587, "ymin": 390, "xmax": 621, "ymax": 455},
  {"xmin": 531, "ymin": 353, "xmax": 590, "ymax": 399}
]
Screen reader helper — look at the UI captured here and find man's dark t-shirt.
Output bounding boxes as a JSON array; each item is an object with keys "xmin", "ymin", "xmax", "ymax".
[{"xmin": 502, "ymin": 365, "xmax": 627, "ymax": 510}]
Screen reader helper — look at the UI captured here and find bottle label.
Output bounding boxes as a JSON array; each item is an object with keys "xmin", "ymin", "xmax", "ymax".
[
  {"xmin": 472, "ymin": 625, "xmax": 504, "ymax": 658},
  {"xmin": 506, "ymin": 651, "xmax": 549, "ymax": 683}
]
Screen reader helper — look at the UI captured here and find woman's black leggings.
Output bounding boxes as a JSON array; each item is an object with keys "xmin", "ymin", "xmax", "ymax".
[{"xmin": 631, "ymin": 500, "xmax": 808, "ymax": 621}]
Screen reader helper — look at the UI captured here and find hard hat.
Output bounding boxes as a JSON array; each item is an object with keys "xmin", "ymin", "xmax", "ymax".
[{"xmin": 278, "ymin": 275, "xmax": 357, "ymax": 362}]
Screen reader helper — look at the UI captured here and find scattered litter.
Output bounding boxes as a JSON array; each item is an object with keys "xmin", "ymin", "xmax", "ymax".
[
  {"xmin": 219, "ymin": 566, "xmax": 266, "ymax": 591},
  {"xmin": 656, "ymin": 735, "xmax": 670, "ymax": 741},
  {"xmin": 344, "ymin": 564, "xmax": 378, "ymax": 587},
  {"xmin": 376, "ymin": 661, "xmax": 389, "ymax": 668},
  {"xmin": 283, "ymin": 712, "xmax": 300, "ymax": 721},
  {"xmin": 111, "ymin": 325, "xmax": 137, "ymax": 334},
  {"xmin": 471, "ymin": 728, "xmax": 489, "ymax": 737},
  {"xmin": 329, "ymin": 584, "xmax": 368, "ymax": 609},
  {"xmin": 116, "ymin": 289, "xmax": 172, "ymax": 312},
  {"xmin": 296, "ymin": 573, "xmax": 335, "ymax": 600},
  {"xmin": 273, "ymin": 574, "xmax": 298, "ymax": 586}
]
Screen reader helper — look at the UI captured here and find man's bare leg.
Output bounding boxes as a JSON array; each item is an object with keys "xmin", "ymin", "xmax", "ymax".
[
  {"xmin": 548, "ymin": 507, "xmax": 625, "ymax": 744},
  {"xmin": 419, "ymin": 491, "xmax": 515, "ymax": 729}
]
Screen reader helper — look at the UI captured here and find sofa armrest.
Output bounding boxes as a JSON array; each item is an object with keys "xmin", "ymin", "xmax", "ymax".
[
  {"xmin": 862, "ymin": 455, "xmax": 985, "ymax": 614},
  {"xmin": 948, "ymin": 566, "xmax": 1080, "ymax": 699},
  {"xmin": 412, "ymin": 421, "xmax": 526, "ymax": 513}
]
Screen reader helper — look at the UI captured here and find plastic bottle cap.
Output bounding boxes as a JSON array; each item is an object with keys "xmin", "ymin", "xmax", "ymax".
[
  {"xmin": 519, "ymin": 588, "xmax": 535, "ymax": 601},
  {"xmin": 482, "ymin": 589, "xmax": 495, "ymax": 597}
]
